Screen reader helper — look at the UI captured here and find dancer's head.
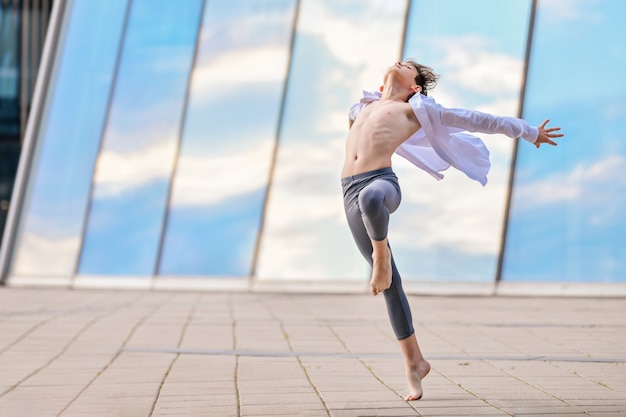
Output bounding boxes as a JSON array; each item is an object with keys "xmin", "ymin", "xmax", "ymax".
[
  {"xmin": 405, "ymin": 60, "xmax": 439, "ymax": 98},
  {"xmin": 383, "ymin": 60, "xmax": 439, "ymax": 100}
]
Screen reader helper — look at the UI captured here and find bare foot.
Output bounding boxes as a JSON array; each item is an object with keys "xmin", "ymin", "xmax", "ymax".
[
  {"xmin": 404, "ymin": 359, "xmax": 431, "ymax": 401},
  {"xmin": 370, "ymin": 246, "xmax": 391, "ymax": 295}
]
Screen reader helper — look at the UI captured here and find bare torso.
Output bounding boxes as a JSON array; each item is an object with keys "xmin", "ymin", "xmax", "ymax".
[{"xmin": 341, "ymin": 99, "xmax": 422, "ymax": 178}]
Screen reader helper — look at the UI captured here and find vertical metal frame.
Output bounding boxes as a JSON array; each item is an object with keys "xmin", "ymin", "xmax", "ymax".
[
  {"xmin": 0, "ymin": 0, "xmax": 66, "ymax": 284},
  {"xmin": 495, "ymin": 0, "xmax": 537, "ymax": 283},
  {"xmin": 399, "ymin": 0, "xmax": 411, "ymax": 60},
  {"xmin": 19, "ymin": 0, "xmax": 30, "ymax": 140},
  {"xmin": 152, "ymin": 0, "xmax": 207, "ymax": 278},
  {"xmin": 31, "ymin": 0, "xmax": 40, "ymax": 81},
  {"xmin": 71, "ymin": 0, "xmax": 134, "ymax": 280},
  {"xmin": 249, "ymin": 0, "xmax": 302, "ymax": 279},
  {"xmin": 41, "ymin": 0, "xmax": 50, "ymax": 36}
]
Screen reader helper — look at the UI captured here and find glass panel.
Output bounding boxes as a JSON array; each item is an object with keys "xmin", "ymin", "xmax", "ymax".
[
  {"xmin": 11, "ymin": 0, "xmax": 128, "ymax": 275},
  {"xmin": 503, "ymin": 1, "xmax": 626, "ymax": 282},
  {"xmin": 0, "ymin": 1, "xmax": 20, "ymax": 138},
  {"xmin": 391, "ymin": 0, "xmax": 531, "ymax": 282},
  {"xmin": 78, "ymin": 0, "xmax": 203, "ymax": 275},
  {"xmin": 158, "ymin": 0, "xmax": 297, "ymax": 276},
  {"xmin": 256, "ymin": 0, "xmax": 409, "ymax": 280},
  {"xmin": 1, "ymin": 2, "xmax": 21, "ymax": 243}
]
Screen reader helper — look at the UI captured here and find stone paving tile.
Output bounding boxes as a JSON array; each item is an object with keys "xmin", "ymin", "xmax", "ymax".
[
  {"xmin": 590, "ymin": 413, "xmax": 626, "ymax": 416},
  {"xmin": 329, "ymin": 408, "xmax": 419, "ymax": 417},
  {"xmin": 417, "ymin": 407, "xmax": 509, "ymax": 416},
  {"xmin": 60, "ymin": 396, "xmax": 158, "ymax": 417},
  {"xmin": 244, "ymin": 413, "xmax": 325, "ymax": 417},
  {"xmin": 0, "ymin": 288, "xmax": 625, "ymax": 416},
  {"xmin": 153, "ymin": 404, "xmax": 235, "ymax": 417},
  {"xmin": 180, "ymin": 322, "xmax": 233, "ymax": 350},
  {"xmin": 497, "ymin": 403, "xmax": 588, "ymax": 415},
  {"xmin": 240, "ymin": 404, "xmax": 329, "ymax": 416}
]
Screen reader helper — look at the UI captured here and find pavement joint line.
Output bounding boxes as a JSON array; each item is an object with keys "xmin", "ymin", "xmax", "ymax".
[
  {"xmin": 234, "ymin": 355, "xmax": 242, "ymax": 417},
  {"xmin": 326, "ymin": 323, "xmax": 419, "ymax": 414},
  {"xmin": 0, "ymin": 305, "xmax": 115, "ymax": 399},
  {"xmin": 434, "ymin": 368, "xmax": 514, "ymax": 417},
  {"xmin": 0, "ymin": 315, "xmax": 56, "ymax": 355},
  {"xmin": 0, "ymin": 302, "xmax": 142, "ymax": 317},
  {"xmin": 119, "ymin": 347, "xmax": 626, "ymax": 363},
  {"xmin": 483, "ymin": 358, "xmax": 592, "ymax": 416},
  {"xmin": 148, "ymin": 294, "xmax": 199, "ymax": 417},
  {"xmin": 279, "ymin": 320, "xmax": 332, "ymax": 417},
  {"xmin": 54, "ymin": 297, "xmax": 169, "ymax": 417},
  {"xmin": 229, "ymin": 296, "xmax": 242, "ymax": 417}
]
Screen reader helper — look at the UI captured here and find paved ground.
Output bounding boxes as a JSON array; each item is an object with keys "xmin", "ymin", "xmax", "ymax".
[{"xmin": 0, "ymin": 287, "xmax": 624, "ymax": 417}]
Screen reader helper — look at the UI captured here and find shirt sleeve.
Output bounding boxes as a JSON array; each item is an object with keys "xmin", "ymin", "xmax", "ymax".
[
  {"xmin": 439, "ymin": 106, "xmax": 539, "ymax": 144},
  {"xmin": 348, "ymin": 102, "xmax": 362, "ymax": 122}
]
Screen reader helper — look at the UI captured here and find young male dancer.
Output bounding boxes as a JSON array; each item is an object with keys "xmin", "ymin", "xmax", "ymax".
[{"xmin": 341, "ymin": 60, "xmax": 563, "ymax": 400}]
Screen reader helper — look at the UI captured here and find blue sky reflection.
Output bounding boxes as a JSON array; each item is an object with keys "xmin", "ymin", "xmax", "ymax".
[
  {"xmin": 256, "ymin": 0, "xmax": 408, "ymax": 280},
  {"xmin": 158, "ymin": 0, "xmax": 297, "ymax": 277},
  {"xmin": 78, "ymin": 0, "xmax": 202, "ymax": 275},
  {"xmin": 12, "ymin": 0, "xmax": 128, "ymax": 275},
  {"xmin": 390, "ymin": 0, "xmax": 530, "ymax": 282},
  {"xmin": 504, "ymin": 0, "xmax": 626, "ymax": 282}
]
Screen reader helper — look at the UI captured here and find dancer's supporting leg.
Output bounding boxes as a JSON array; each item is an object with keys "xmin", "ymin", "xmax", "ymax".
[
  {"xmin": 399, "ymin": 334, "xmax": 431, "ymax": 400},
  {"xmin": 343, "ymin": 172, "xmax": 430, "ymax": 400}
]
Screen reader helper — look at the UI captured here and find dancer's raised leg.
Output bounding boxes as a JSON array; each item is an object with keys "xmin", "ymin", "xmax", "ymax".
[
  {"xmin": 357, "ymin": 179, "xmax": 399, "ymax": 296},
  {"xmin": 370, "ymin": 237, "xmax": 392, "ymax": 295}
]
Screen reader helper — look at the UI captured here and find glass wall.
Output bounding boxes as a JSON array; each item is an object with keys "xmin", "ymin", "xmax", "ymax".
[
  {"xmin": 11, "ymin": 0, "xmax": 128, "ymax": 275},
  {"xmin": 4, "ymin": 0, "xmax": 624, "ymax": 286},
  {"xmin": 158, "ymin": 0, "xmax": 297, "ymax": 277},
  {"xmin": 78, "ymin": 0, "xmax": 203, "ymax": 276},
  {"xmin": 255, "ymin": 0, "xmax": 409, "ymax": 280},
  {"xmin": 503, "ymin": 0, "xmax": 626, "ymax": 282},
  {"xmin": 395, "ymin": 0, "xmax": 531, "ymax": 281}
]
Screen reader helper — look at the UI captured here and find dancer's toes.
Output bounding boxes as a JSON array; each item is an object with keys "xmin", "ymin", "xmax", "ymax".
[
  {"xmin": 370, "ymin": 284, "xmax": 379, "ymax": 296},
  {"xmin": 404, "ymin": 372, "xmax": 423, "ymax": 401},
  {"xmin": 405, "ymin": 392, "xmax": 423, "ymax": 401}
]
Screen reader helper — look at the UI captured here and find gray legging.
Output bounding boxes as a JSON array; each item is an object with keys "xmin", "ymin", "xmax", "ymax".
[{"xmin": 341, "ymin": 167, "xmax": 414, "ymax": 340}]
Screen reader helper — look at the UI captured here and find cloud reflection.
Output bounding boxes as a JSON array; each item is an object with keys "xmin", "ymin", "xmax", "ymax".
[
  {"xmin": 513, "ymin": 155, "xmax": 626, "ymax": 225},
  {"xmin": 255, "ymin": 0, "xmax": 407, "ymax": 280},
  {"xmin": 93, "ymin": 140, "xmax": 176, "ymax": 198},
  {"xmin": 13, "ymin": 233, "xmax": 80, "ymax": 275},
  {"xmin": 540, "ymin": 0, "xmax": 601, "ymax": 23},
  {"xmin": 192, "ymin": 46, "xmax": 289, "ymax": 98},
  {"xmin": 171, "ymin": 142, "xmax": 273, "ymax": 207}
]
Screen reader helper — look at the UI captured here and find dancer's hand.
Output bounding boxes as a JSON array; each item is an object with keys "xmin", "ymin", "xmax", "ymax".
[{"xmin": 535, "ymin": 119, "xmax": 563, "ymax": 148}]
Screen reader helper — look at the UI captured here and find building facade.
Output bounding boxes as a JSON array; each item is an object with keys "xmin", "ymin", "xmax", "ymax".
[
  {"xmin": 1, "ymin": 0, "xmax": 625, "ymax": 292},
  {"xmin": 1, "ymin": 0, "xmax": 53, "ymax": 253}
]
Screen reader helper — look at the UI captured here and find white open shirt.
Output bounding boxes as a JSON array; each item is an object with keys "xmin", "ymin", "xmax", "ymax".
[{"xmin": 349, "ymin": 91, "xmax": 538, "ymax": 186}]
